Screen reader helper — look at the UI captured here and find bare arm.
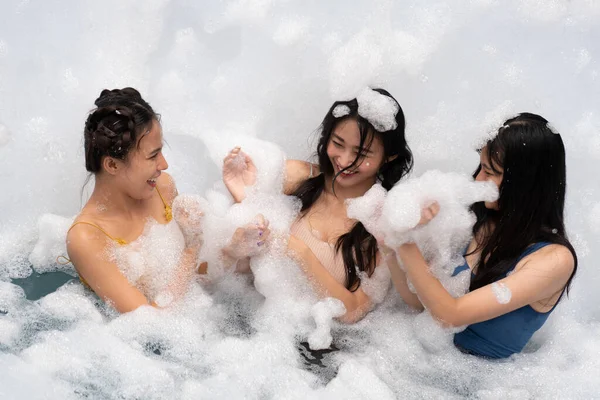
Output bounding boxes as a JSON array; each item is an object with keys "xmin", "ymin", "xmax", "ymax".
[
  {"xmin": 385, "ymin": 249, "xmax": 424, "ymax": 311},
  {"xmin": 67, "ymin": 226, "xmax": 199, "ymax": 313},
  {"xmin": 222, "ymin": 146, "xmax": 319, "ymax": 203},
  {"xmin": 395, "ymin": 242, "xmax": 574, "ymax": 327},
  {"xmin": 282, "ymin": 159, "xmax": 320, "ymax": 195},
  {"xmin": 288, "ymin": 235, "xmax": 372, "ymax": 323}
]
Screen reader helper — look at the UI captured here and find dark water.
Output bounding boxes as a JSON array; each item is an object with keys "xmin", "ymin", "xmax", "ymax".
[{"xmin": 11, "ymin": 269, "xmax": 76, "ymax": 301}]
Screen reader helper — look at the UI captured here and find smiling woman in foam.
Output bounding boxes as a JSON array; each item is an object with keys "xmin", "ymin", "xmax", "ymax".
[
  {"xmin": 222, "ymin": 87, "xmax": 412, "ymax": 324},
  {"xmin": 385, "ymin": 113, "xmax": 578, "ymax": 359},
  {"xmin": 66, "ymin": 88, "xmax": 269, "ymax": 313}
]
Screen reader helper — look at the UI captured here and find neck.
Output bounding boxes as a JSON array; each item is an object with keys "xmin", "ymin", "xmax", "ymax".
[
  {"xmin": 323, "ymin": 174, "xmax": 376, "ymax": 201},
  {"xmin": 88, "ymin": 174, "xmax": 144, "ymax": 218}
]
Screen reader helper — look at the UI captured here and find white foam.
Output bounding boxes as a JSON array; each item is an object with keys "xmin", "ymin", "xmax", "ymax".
[
  {"xmin": 308, "ymin": 298, "xmax": 346, "ymax": 350},
  {"xmin": 28, "ymin": 214, "xmax": 75, "ymax": 275},
  {"xmin": 0, "ymin": 122, "xmax": 10, "ymax": 147},
  {"xmin": 356, "ymin": 87, "xmax": 399, "ymax": 132},
  {"xmin": 332, "ymin": 104, "xmax": 351, "ymax": 118},
  {"xmin": 491, "ymin": 282, "xmax": 512, "ymax": 304},
  {"xmin": 1, "ymin": 1, "xmax": 599, "ymax": 397}
]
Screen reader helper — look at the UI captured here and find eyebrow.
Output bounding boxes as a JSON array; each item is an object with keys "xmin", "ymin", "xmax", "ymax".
[
  {"xmin": 148, "ymin": 146, "xmax": 163, "ymax": 156},
  {"xmin": 332, "ymin": 133, "xmax": 373, "ymax": 154}
]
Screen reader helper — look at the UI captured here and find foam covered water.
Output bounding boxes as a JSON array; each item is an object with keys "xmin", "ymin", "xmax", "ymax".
[{"xmin": 1, "ymin": 0, "xmax": 599, "ymax": 398}]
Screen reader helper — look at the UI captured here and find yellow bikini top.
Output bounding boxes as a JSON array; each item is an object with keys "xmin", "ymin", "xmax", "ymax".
[
  {"xmin": 60, "ymin": 187, "xmax": 172, "ymax": 286},
  {"xmin": 67, "ymin": 186, "xmax": 172, "ymax": 245}
]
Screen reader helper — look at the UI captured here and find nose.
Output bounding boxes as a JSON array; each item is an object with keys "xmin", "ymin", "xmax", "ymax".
[
  {"xmin": 338, "ymin": 151, "xmax": 355, "ymax": 168},
  {"xmin": 158, "ymin": 152, "xmax": 168, "ymax": 171},
  {"xmin": 475, "ymin": 166, "xmax": 485, "ymax": 182}
]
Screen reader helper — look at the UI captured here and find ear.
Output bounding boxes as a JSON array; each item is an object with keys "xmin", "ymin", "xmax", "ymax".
[
  {"xmin": 102, "ymin": 156, "xmax": 120, "ymax": 176},
  {"xmin": 385, "ymin": 154, "xmax": 398, "ymax": 163}
]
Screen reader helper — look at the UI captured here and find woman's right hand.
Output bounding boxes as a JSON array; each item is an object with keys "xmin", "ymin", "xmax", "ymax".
[
  {"xmin": 417, "ymin": 201, "xmax": 440, "ymax": 226},
  {"xmin": 223, "ymin": 214, "xmax": 271, "ymax": 259},
  {"xmin": 172, "ymin": 194, "xmax": 205, "ymax": 249},
  {"xmin": 223, "ymin": 147, "xmax": 257, "ymax": 203}
]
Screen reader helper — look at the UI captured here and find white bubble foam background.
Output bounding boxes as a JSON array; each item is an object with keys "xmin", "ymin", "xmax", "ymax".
[{"xmin": 1, "ymin": 0, "xmax": 599, "ymax": 398}]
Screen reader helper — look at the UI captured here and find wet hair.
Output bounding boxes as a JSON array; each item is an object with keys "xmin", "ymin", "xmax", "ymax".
[
  {"xmin": 470, "ymin": 112, "xmax": 577, "ymax": 298},
  {"xmin": 83, "ymin": 87, "xmax": 158, "ymax": 173},
  {"xmin": 293, "ymin": 89, "xmax": 413, "ymax": 291}
]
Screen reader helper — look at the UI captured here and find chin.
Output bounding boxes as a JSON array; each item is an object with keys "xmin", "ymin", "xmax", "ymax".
[{"xmin": 484, "ymin": 201, "xmax": 499, "ymax": 210}]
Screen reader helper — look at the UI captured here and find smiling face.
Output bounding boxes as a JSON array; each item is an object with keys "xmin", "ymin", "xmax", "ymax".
[
  {"xmin": 325, "ymin": 118, "xmax": 386, "ymax": 190},
  {"xmin": 114, "ymin": 119, "xmax": 168, "ymax": 200},
  {"xmin": 475, "ymin": 145, "xmax": 504, "ymax": 210}
]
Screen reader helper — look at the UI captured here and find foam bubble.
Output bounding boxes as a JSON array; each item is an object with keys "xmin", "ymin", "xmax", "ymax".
[
  {"xmin": 273, "ymin": 16, "xmax": 311, "ymax": 46},
  {"xmin": 29, "ymin": 214, "xmax": 75, "ymax": 274},
  {"xmin": 0, "ymin": 123, "xmax": 11, "ymax": 147},
  {"xmin": 356, "ymin": 87, "xmax": 399, "ymax": 132},
  {"xmin": 491, "ymin": 282, "xmax": 512, "ymax": 304},
  {"xmin": 332, "ymin": 104, "xmax": 351, "ymax": 118},
  {"xmin": 308, "ymin": 298, "xmax": 346, "ymax": 350}
]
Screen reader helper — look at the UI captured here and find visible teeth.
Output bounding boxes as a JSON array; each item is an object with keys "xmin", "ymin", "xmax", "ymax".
[{"xmin": 337, "ymin": 165, "xmax": 356, "ymax": 175}]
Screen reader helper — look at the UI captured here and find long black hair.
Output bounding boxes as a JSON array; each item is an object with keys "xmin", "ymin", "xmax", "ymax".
[
  {"xmin": 293, "ymin": 89, "xmax": 413, "ymax": 291},
  {"xmin": 470, "ymin": 112, "xmax": 577, "ymax": 297}
]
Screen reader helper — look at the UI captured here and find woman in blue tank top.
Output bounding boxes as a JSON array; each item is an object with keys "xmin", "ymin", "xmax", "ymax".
[{"xmin": 386, "ymin": 113, "xmax": 578, "ymax": 359}]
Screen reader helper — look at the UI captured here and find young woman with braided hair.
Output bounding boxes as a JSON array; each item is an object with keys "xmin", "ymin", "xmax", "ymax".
[{"xmin": 67, "ymin": 88, "xmax": 269, "ymax": 313}]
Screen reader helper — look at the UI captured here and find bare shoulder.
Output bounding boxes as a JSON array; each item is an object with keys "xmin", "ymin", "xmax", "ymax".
[
  {"xmin": 66, "ymin": 221, "xmax": 112, "ymax": 267},
  {"xmin": 284, "ymin": 159, "xmax": 320, "ymax": 194},
  {"xmin": 521, "ymin": 243, "xmax": 575, "ymax": 276},
  {"xmin": 157, "ymin": 171, "xmax": 178, "ymax": 203}
]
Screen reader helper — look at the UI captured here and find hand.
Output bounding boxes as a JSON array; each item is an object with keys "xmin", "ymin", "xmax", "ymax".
[
  {"xmin": 172, "ymin": 195, "xmax": 205, "ymax": 248},
  {"xmin": 223, "ymin": 214, "xmax": 271, "ymax": 259},
  {"xmin": 223, "ymin": 147, "xmax": 257, "ymax": 202},
  {"xmin": 417, "ymin": 201, "xmax": 440, "ymax": 226}
]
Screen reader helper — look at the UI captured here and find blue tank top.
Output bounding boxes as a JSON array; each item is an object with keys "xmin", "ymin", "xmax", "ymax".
[{"xmin": 452, "ymin": 242, "xmax": 559, "ymax": 359}]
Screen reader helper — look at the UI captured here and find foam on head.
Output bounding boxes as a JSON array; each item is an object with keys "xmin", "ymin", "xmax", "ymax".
[{"xmin": 356, "ymin": 87, "xmax": 399, "ymax": 132}]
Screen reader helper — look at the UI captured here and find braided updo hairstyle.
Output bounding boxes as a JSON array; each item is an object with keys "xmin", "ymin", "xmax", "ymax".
[{"xmin": 84, "ymin": 88, "xmax": 158, "ymax": 173}]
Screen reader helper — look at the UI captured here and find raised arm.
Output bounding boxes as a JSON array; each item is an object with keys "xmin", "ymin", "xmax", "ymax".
[
  {"xmin": 222, "ymin": 147, "xmax": 319, "ymax": 202},
  {"xmin": 287, "ymin": 235, "xmax": 372, "ymax": 323}
]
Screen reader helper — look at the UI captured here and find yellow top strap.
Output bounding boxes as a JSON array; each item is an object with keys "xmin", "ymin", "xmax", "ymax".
[
  {"xmin": 67, "ymin": 221, "xmax": 128, "ymax": 245},
  {"xmin": 155, "ymin": 186, "xmax": 173, "ymax": 222}
]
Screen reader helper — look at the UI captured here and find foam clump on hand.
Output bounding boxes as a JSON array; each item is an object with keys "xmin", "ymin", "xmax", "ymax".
[
  {"xmin": 172, "ymin": 194, "xmax": 208, "ymax": 246},
  {"xmin": 356, "ymin": 87, "xmax": 399, "ymax": 132},
  {"xmin": 348, "ymin": 170, "xmax": 498, "ymax": 298}
]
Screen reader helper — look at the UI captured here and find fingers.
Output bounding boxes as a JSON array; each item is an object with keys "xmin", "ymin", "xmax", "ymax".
[
  {"xmin": 223, "ymin": 146, "xmax": 242, "ymax": 163},
  {"xmin": 253, "ymin": 214, "xmax": 270, "ymax": 229},
  {"xmin": 430, "ymin": 201, "xmax": 440, "ymax": 216},
  {"xmin": 419, "ymin": 201, "xmax": 440, "ymax": 225}
]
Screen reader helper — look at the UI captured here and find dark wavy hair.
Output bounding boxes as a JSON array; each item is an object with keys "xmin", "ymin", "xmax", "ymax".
[
  {"xmin": 470, "ymin": 112, "xmax": 577, "ymax": 298},
  {"xmin": 293, "ymin": 88, "xmax": 413, "ymax": 291},
  {"xmin": 83, "ymin": 87, "xmax": 158, "ymax": 173}
]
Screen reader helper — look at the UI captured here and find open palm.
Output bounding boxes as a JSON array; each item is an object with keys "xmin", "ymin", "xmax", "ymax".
[{"xmin": 222, "ymin": 147, "xmax": 257, "ymax": 202}]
